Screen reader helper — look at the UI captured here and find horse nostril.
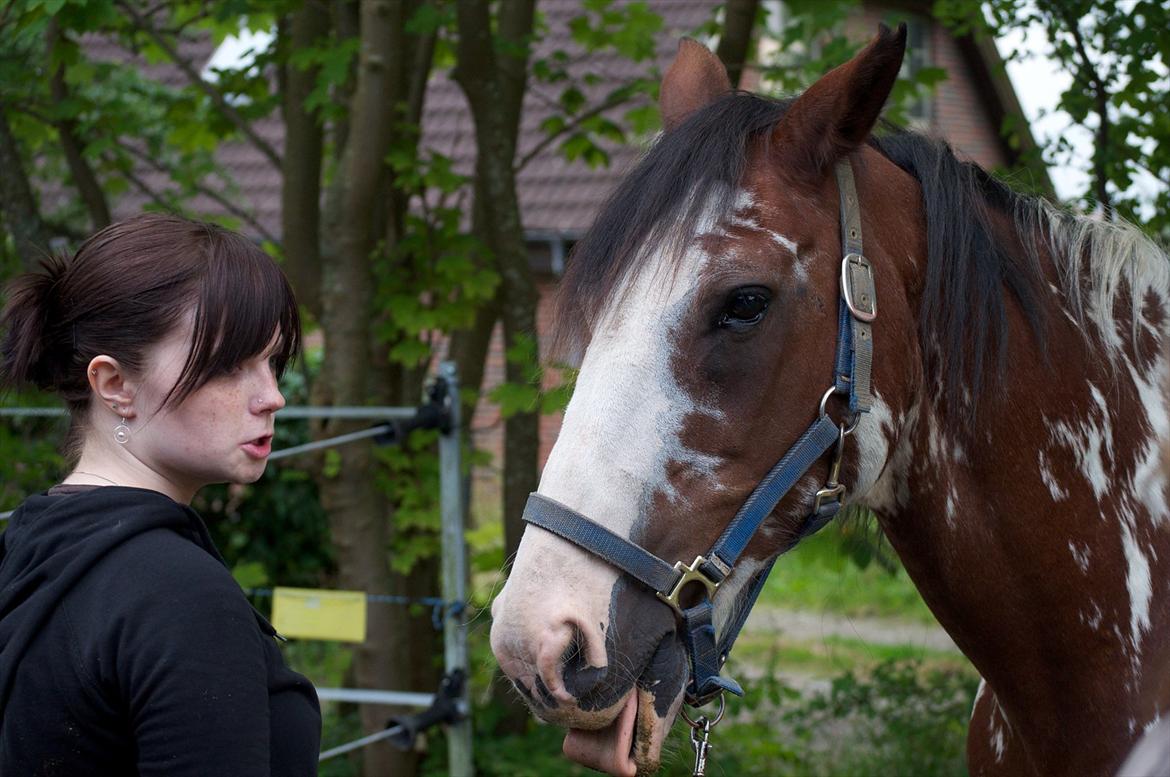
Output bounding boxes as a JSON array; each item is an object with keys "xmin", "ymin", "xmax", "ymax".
[
  {"xmin": 532, "ymin": 675, "xmax": 558, "ymax": 707},
  {"xmin": 561, "ymin": 631, "xmax": 608, "ymax": 700}
]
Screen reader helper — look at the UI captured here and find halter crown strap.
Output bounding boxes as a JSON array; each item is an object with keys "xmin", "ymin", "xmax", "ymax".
[
  {"xmin": 833, "ymin": 160, "xmax": 875, "ymax": 413},
  {"xmin": 520, "ymin": 158, "xmax": 876, "ymax": 708}
]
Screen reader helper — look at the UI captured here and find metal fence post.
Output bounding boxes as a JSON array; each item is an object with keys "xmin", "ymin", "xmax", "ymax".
[{"xmin": 438, "ymin": 361, "xmax": 474, "ymax": 775}]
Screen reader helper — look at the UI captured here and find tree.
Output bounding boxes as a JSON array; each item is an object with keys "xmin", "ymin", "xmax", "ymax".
[{"xmin": 938, "ymin": 0, "xmax": 1170, "ymax": 236}]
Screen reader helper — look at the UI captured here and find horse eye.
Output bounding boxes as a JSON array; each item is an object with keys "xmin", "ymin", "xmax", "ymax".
[{"xmin": 718, "ymin": 288, "xmax": 770, "ymax": 329}]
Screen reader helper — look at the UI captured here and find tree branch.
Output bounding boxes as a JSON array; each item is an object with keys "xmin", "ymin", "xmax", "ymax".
[
  {"xmin": 405, "ymin": 7, "xmax": 436, "ymax": 126},
  {"xmin": 1048, "ymin": 3, "xmax": 1112, "ymax": 217},
  {"xmin": 514, "ymin": 87, "xmax": 635, "ymax": 174},
  {"xmin": 116, "ymin": 0, "xmax": 283, "ymax": 170},
  {"xmin": 48, "ymin": 23, "xmax": 111, "ymax": 229},
  {"xmin": 113, "ymin": 139, "xmax": 278, "ymax": 242},
  {"xmin": 497, "ymin": 0, "xmax": 535, "ymax": 142},
  {"xmin": 105, "ymin": 152, "xmax": 178, "ymax": 210},
  {"xmin": 0, "ymin": 106, "xmax": 54, "ymax": 269}
]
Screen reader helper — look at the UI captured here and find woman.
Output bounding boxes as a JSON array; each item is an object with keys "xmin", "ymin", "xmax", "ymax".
[{"xmin": 0, "ymin": 213, "xmax": 321, "ymax": 775}]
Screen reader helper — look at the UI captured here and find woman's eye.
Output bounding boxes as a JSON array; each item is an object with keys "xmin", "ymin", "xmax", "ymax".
[{"xmin": 718, "ymin": 289, "xmax": 770, "ymax": 329}]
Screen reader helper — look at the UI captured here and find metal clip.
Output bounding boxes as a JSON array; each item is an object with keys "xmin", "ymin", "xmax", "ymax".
[
  {"xmin": 656, "ymin": 556, "xmax": 720, "ymax": 617},
  {"xmin": 682, "ymin": 695, "xmax": 725, "ymax": 777},
  {"xmin": 690, "ymin": 718, "xmax": 712, "ymax": 776},
  {"xmin": 812, "ymin": 424, "xmax": 848, "ymax": 514},
  {"xmin": 841, "ymin": 253, "xmax": 877, "ymax": 322}
]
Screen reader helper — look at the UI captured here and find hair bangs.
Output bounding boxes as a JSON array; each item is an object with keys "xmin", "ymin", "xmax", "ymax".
[{"xmin": 166, "ymin": 227, "xmax": 301, "ymax": 407}]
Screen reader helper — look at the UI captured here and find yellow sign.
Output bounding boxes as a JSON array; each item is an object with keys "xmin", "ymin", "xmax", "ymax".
[{"xmin": 271, "ymin": 587, "xmax": 367, "ymax": 643}]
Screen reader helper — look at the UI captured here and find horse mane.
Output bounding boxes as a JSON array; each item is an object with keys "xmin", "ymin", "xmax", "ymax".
[
  {"xmin": 553, "ymin": 90, "xmax": 1170, "ymax": 419},
  {"xmin": 867, "ymin": 128, "xmax": 1048, "ymax": 417}
]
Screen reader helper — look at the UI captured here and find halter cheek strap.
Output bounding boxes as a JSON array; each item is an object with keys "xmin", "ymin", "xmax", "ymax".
[{"xmin": 522, "ymin": 158, "xmax": 875, "ymax": 708}]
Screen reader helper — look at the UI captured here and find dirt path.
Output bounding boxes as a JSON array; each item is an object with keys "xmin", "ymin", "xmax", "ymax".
[{"xmin": 744, "ymin": 606, "xmax": 959, "ymax": 652}]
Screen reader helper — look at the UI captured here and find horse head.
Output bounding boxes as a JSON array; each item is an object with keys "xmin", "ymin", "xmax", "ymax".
[{"xmin": 490, "ymin": 26, "xmax": 925, "ymax": 774}]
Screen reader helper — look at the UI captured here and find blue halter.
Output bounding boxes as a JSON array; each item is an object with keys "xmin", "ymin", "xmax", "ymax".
[{"xmin": 522, "ymin": 159, "xmax": 876, "ymax": 709}]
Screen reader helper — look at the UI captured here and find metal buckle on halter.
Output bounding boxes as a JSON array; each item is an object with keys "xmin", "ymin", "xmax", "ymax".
[
  {"xmin": 656, "ymin": 556, "xmax": 721, "ymax": 617},
  {"xmin": 841, "ymin": 254, "xmax": 877, "ymax": 322}
]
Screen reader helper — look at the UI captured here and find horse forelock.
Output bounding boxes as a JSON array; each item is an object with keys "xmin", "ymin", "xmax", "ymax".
[{"xmin": 550, "ymin": 93, "xmax": 791, "ymax": 364}]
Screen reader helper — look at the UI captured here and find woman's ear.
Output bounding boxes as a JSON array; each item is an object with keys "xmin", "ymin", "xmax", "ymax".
[{"xmin": 88, "ymin": 356, "xmax": 136, "ymax": 418}]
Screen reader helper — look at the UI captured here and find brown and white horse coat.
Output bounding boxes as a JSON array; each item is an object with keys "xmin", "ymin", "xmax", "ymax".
[{"xmin": 491, "ymin": 28, "xmax": 1170, "ymax": 776}]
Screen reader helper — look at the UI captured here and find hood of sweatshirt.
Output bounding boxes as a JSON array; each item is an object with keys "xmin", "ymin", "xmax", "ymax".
[{"xmin": 0, "ymin": 486, "xmax": 232, "ymax": 713}]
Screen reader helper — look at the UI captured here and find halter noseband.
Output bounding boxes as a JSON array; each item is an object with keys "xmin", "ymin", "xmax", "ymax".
[{"xmin": 522, "ymin": 158, "xmax": 876, "ymax": 710}]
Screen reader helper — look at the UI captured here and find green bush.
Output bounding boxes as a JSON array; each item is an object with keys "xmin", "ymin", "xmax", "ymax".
[
  {"xmin": 0, "ymin": 392, "xmax": 68, "ymax": 514},
  {"xmin": 779, "ymin": 659, "xmax": 977, "ymax": 776},
  {"xmin": 421, "ymin": 657, "xmax": 976, "ymax": 777}
]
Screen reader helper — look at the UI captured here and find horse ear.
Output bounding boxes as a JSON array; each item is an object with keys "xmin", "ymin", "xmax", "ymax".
[
  {"xmin": 660, "ymin": 38, "xmax": 733, "ymax": 132},
  {"xmin": 772, "ymin": 23, "xmax": 907, "ymax": 181}
]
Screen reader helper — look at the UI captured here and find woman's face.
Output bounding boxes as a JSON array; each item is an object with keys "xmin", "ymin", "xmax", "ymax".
[{"xmin": 125, "ymin": 314, "xmax": 286, "ymax": 500}]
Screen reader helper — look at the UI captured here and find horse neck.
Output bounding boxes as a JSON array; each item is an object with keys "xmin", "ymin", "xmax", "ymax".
[{"xmin": 862, "ymin": 242, "xmax": 1170, "ymax": 758}]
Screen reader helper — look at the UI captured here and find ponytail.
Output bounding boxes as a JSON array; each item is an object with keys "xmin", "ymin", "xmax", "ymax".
[{"xmin": 1, "ymin": 253, "xmax": 71, "ymax": 392}]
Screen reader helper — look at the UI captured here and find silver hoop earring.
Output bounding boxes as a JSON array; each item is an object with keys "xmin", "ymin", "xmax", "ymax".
[{"xmin": 114, "ymin": 416, "xmax": 131, "ymax": 445}]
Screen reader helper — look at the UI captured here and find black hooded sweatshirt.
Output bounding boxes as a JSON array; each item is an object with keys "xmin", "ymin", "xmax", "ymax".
[{"xmin": 0, "ymin": 486, "xmax": 321, "ymax": 776}]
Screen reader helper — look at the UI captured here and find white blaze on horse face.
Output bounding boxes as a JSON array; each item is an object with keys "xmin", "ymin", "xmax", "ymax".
[
  {"xmin": 539, "ymin": 236, "xmax": 723, "ymax": 518},
  {"xmin": 495, "ymin": 198, "xmax": 726, "ymax": 698}
]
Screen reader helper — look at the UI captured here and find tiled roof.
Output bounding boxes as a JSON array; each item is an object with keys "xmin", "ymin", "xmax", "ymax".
[
  {"xmin": 420, "ymin": 0, "xmax": 715, "ymax": 235},
  {"xmin": 73, "ymin": 3, "xmax": 714, "ymax": 241},
  {"xmin": 64, "ymin": 2, "xmax": 1036, "ymax": 241}
]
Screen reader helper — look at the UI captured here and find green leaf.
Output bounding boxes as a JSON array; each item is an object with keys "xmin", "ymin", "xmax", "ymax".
[{"xmin": 231, "ymin": 561, "xmax": 270, "ymax": 589}]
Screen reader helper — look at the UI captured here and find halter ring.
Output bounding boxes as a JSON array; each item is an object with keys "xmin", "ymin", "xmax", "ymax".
[
  {"xmin": 681, "ymin": 693, "xmax": 726, "ymax": 729},
  {"xmin": 818, "ymin": 386, "xmax": 860, "ymax": 435}
]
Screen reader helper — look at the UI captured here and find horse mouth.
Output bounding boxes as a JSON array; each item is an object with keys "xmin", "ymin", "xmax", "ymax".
[
  {"xmin": 563, "ymin": 684, "xmax": 682, "ymax": 776},
  {"xmin": 555, "ymin": 614, "xmax": 689, "ymax": 773}
]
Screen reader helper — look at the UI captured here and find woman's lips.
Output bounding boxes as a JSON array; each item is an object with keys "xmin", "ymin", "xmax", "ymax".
[{"xmin": 241, "ymin": 435, "xmax": 273, "ymax": 459}]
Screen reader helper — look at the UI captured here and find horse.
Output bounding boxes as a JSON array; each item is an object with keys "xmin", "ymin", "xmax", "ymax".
[{"xmin": 490, "ymin": 24, "xmax": 1170, "ymax": 776}]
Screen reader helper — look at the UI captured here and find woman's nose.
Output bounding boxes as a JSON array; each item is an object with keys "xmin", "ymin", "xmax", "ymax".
[{"xmin": 252, "ymin": 370, "xmax": 286, "ymax": 414}]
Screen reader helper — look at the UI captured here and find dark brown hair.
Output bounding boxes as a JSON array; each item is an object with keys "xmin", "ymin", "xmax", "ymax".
[{"xmin": 1, "ymin": 213, "xmax": 301, "ymax": 444}]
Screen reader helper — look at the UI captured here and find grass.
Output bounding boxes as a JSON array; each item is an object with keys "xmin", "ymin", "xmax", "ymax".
[
  {"xmin": 758, "ymin": 528, "xmax": 939, "ymax": 624},
  {"xmin": 730, "ymin": 632, "xmax": 971, "ymax": 679}
]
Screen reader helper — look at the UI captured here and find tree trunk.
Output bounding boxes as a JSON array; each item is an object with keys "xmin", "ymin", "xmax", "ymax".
[
  {"xmin": 0, "ymin": 107, "xmax": 53, "ymax": 269},
  {"xmin": 716, "ymin": 0, "xmax": 761, "ymax": 88},
  {"xmin": 453, "ymin": 0, "xmax": 538, "ymax": 736},
  {"xmin": 48, "ymin": 23, "xmax": 110, "ymax": 230},
  {"xmin": 280, "ymin": 1, "xmax": 329, "ymax": 319},
  {"xmin": 316, "ymin": 1, "xmax": 411, "ymax": 774}
]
